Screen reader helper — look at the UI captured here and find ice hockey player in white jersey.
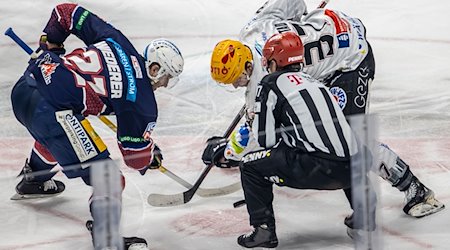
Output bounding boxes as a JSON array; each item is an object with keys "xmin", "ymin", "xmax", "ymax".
[{"xmin": 208, "ymin": 0, "xmax": 444, "ymax": 218}]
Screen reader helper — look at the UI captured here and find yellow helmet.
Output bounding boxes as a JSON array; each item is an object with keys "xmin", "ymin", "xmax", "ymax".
[{"xmin": 210, "ymin": 40, "xmax": 253, "ymax": 84}]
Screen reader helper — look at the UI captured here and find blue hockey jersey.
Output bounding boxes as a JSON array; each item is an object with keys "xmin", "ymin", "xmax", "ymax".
[{"xmin": 27, "ymin": 3, "xmax": 157, "ymax": 170}]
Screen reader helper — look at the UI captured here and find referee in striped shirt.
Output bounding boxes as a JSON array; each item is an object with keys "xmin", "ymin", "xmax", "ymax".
[{"xmin": 212, "ymin": 32, "xmax": 373, "ymax": 248}]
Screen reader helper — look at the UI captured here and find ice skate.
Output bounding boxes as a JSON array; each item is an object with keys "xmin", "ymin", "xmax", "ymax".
[
  {"xmin": 86, "ymin": 220, "xmax": 148, "ymax": 250},
  {"xmin": 403, "ymin": 178, "xmax": 445, "ymax": 218},
  {"xmin": 11, "ymin": 160, "xmax": 65, "ymax": 200},
  {"xmin": 237, "ymin": 224, "xmax": 278, "ymax": 248},
  {"xmin": 344, "ymin": 214, "xmax": 376, "ymax": 240}
]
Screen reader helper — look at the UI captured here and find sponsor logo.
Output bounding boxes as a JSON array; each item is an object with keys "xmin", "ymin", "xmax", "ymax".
[
  {"xmin": 66, "ymin": 114, "xmax": 96, "ymax": 156},
  {"xmin": 94, "ymin": 41, "xmax": 123, "ymax": 98},
  {"xmin": 130, "ymin": 55, "xmax": 143, "ymax": 79},
  {"xmin": 221, "ymin": 45, "xmax": 235, "ymax": 64},
  {"xmin": 325, "ymin": 10, "xmax": 350, "ymax": 48},
  {"xmin": 288, "ymin": 55, "xmax": 303, "ymax": 62},
  {"xmin": 354, "ymin": 66, "xmax": 371, "ymax": 109},
  {"xmin": 264, "ymin": 175, "xmax": 284, "ymax": 184},
  {"xmin": 106, "ymin": 38, "xmax": 137, "ymax": 102},
  {"xmin": 337, "ymin": 33, "xmax": 350, "ymax": 48},
  {"xmin": 119, "ymin": 136, "xmax": 145, "ymax": 143},
  {"xmin": 76, "ymin": 10, "xmax": 90, "ymax": 30},
  {"xmin": 56, "ymin": 110, "xmax": 98, "ymax": 162},
  {"xmin": 330, "ymin": 86, "xmax": 347, "ymax": 110},
  {"xmin": 40, "ymin": 62, "xmax": 59, "ymax": 85},
  {"xmin": 81, "ymin": 119, "xmax": 107, "ymax": 153},
  {"xmin": 242, "ymin": 149, "xmax": 271, "ymax": 163}
]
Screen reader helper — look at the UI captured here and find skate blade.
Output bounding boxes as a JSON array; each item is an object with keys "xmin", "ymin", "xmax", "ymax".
[
  {"xmin": 128, "ymin": 243, "xmax": 148, "ymax": 250},
  {"xmin": 408, "ymin": 196, "xmax": 445, "ymax": 218},
  {"xmin": 10, "ymin": 192, "xmax": 62, "ymax": 200}
]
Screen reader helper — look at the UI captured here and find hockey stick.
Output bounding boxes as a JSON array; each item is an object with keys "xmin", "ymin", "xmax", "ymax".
[
  {"xmin": 147, "ymin": 104, "xmax": 246, "ymax": 207},
  {"xmin": 317, "ymin": 0, "xmax": 330, "ymax": 8},
  {"xmin": 98, "ymin": 115, "xmax": 241, "ymax": 197},
  {"xmin": 5, "ymin": 27, "xmax": 41, "ymax": 59},
  {"xmin": 4, "ymin": 27, "xmax": 242, "ymax": 198}
]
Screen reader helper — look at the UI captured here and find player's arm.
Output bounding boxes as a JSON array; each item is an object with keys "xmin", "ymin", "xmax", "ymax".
[
  {"xmin": 115, "ymin": 112, "xmax": 159, "ymax": 172},
  {"xmin": 43, "ymin": 3, "xmax": 127, "ymax": 47},
  {"xmin": 252, "ymin": 0, "xmax": 307, "ymax": 21}
]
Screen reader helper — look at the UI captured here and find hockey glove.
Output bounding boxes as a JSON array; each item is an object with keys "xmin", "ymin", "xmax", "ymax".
[
  {"xmin": 225, "ymin": 124, "xmax": 250, "ymax": 159},
  {"xmin": 39, "ymin": 34, "xmax": 65, "ymax": 55},
  {"xmin": 202, "ymin": 136, "xmax": 239, "ymax": 168},
  {"xmin": 149, "ymin": 144, "xmax": 163, "ymax": 169},
  {"xmin": 138, "ymin": 144, "xmax": 163, "ymax": 175}
]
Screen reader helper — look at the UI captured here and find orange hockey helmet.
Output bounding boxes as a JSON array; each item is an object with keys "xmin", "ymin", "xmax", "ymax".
[{"xmin": 262, "ymin": 32, "xmax": 304, "ymax": 68}]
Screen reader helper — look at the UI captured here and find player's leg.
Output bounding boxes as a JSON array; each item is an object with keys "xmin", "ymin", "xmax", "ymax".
[
  {"xmin": 327, "ymin": 46, "xmax": 444, "ymax": 217},
  {"xmin": 238, "ymin": 144, "xmax": 288, "ymax": 248},
  {"xmin": 237, "ymin": 141, "xmax": 353, "ymax": 248},
  {"xmin": 344, "ymin": 117, "xmax": 379, "ymax": 249},
  {"xmin": 10, "ymin": 76, "xmax": 65, "ymax": 199},
  {"xmin": 11, "ymin": 76, "xmax": 147, "ymax": 249},
  {"xmin": 376, "ymin": 143, "xmax": 444, "ymax": 217},
  {"xmin": 12, "ymin": 142, "xmax": 66, "ymax": 200},
  {"xmin": 43, "ymin": 111, "xmax": 147, "ymax": 249}
]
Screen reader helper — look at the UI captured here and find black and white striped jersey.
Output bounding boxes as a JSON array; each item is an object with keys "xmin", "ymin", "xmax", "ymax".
[{"xmin": 253, "ymin": 69, "xmax": 358, "ymax": 159}]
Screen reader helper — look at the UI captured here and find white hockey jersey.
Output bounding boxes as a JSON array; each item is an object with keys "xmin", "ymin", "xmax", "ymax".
[
  {"xmin": 226, "ymin": 0, "xmax": 369, "ymax": 160},
  {"xmin": 239, "ymin": 1, "xmax": 369, "ymax": 113}
]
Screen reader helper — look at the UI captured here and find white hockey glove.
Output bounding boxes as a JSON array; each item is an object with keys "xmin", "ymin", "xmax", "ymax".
[{"xmin": 224, "ymin": 124, "xmax": 251, "ymax": 161}]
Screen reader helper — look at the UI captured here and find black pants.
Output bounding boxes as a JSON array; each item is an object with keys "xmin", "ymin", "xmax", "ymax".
[
  {"xmin": 240, "ymin": 141, "xmax": 352, "ymax": 227},
  {"xmin": 325, "ymin": 43, "xmax": 375, "ymax": 116}
]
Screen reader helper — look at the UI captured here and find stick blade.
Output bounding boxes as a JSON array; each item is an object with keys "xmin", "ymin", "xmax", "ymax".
[
  {"xmin": 196, "ymin": 182, "xmax": 241, "ymax": 197},
  {"xmin": 10, "ymin": 192, "xmax": 62, "ymax": 200},
  {"xmin": 147, "ymin": 193, "xmax": 185, "ymax": 207}
]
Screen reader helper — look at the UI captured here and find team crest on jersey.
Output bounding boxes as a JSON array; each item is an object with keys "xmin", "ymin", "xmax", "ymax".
[
  {"xmin": 330, "ymin": 87, "xmax": 347, "ymax": 110},
  {"xmin": 40, "ymin": 62, "xmax": 59, "ymax": 85}
]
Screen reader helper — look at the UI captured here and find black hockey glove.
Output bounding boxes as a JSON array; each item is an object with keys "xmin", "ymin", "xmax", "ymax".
[
  {"xmin": 149, "ymin": 144, "xmax": 163, "ymax": 169},
  {"xmin": 202, "ymin": 136, "xmax": 239, "ymax": 168},
  {"xmin": 138, "ymin": 144, "xmax": 163, "ymax": 175},
  {"xmin": 39, "ymin": 34, "xmax": 65, "ymax": 55}
]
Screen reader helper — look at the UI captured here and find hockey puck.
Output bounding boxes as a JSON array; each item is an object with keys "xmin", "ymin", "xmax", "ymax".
[{"xmin": 233, "ymin": 199, "xmax": 246, "ymax": 208}]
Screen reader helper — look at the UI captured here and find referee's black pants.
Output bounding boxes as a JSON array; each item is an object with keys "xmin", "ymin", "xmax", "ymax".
[{"xmin": 240, "ymin": 141, "xmax": 353, "ymax": 228}]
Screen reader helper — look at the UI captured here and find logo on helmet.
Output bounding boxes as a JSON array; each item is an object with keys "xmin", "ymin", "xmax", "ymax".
[
  {"xmin": 288, "ymin": 55, "xmax": 303, "ymax": 62},
  {"xmin": 221, "ymin": 45, "xmax": 235, "ymax": 64}
]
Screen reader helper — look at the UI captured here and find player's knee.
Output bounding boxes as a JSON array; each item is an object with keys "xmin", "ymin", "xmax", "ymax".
[{"xmin": 376, "ymin": 144, "xmax": 412, "ymax": 190}]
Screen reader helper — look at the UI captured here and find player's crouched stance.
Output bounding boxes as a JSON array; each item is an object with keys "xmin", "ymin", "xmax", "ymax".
[
  {"xmin": 10, "ymin": 3, "xmax": 183, "ymax": 249},
  {"xmin": 203, "ymin": 32, "xmax": 376, "ymax": 248}
]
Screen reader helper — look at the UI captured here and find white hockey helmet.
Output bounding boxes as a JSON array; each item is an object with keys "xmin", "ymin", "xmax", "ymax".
[{"xmin": 143, "ymin": 39, "xmax": 184, "ymax": 88}]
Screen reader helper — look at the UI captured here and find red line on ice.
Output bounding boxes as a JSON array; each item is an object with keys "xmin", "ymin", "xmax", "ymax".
[{"xmin": 382, "ymin": 226, "xmax": 434, "ymax": 249}]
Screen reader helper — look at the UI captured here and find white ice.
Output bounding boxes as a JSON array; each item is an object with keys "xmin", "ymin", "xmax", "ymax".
[{"xmin": 0, "ymin": 0, "xmax": 449, "ymax": 249}]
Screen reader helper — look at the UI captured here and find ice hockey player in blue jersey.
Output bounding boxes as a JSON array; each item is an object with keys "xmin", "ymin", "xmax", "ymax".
[{"xmin": 10, "ymin": 3, "xmax": 183, "ymax": 249}]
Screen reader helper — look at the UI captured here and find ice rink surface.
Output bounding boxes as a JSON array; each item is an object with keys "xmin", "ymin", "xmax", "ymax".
[{"xmin": 0, "ymin": 0, "xmax": 449, "ymax": 249}]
